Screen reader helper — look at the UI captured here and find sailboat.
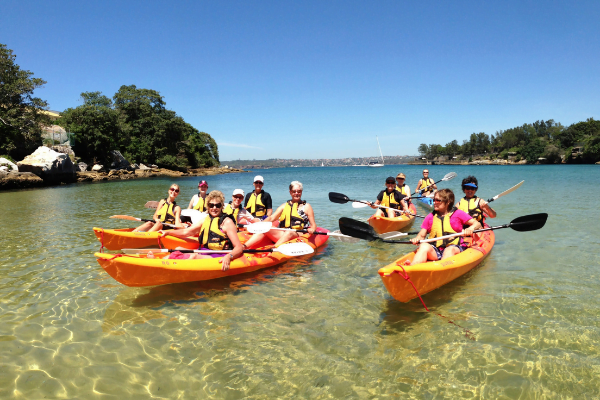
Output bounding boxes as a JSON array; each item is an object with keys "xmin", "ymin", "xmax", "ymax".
[{"xmin": 367, "ymin": 136, "xmax": 384, "ymax": 167}]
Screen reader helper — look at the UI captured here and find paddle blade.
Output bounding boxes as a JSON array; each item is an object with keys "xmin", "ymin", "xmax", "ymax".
[
  {"xmin": 181, "ymin": 209, "xmax": 206, "ymax": 225},
  {"xmin": 330, "ymin": 230, "xmax": 361, "ymax": 243},
  {"xmin": 339, "ymin": 217, "xmax": 378, "ymax": 241},
  {"xmin": 144, "ymin": 201, "xmax": 160, "ymax": 209},
  {"xmin": 352, "ymin": 202, "xmax": 369, "ymax": 208},
  {"xmin": 275, "ymin": 242, "xmax": 315, "ymax": 256},
  {"xmin": 110, "ymin": 215, "xmax": 140, "ymax": 221},
  {"xmin": 509, "ymin": 213, "xmax": 548, "ymax": 232},
  {"xmin": 246, "ymin": 221, "xmax": 273, "ymax": 234},
  {"xmin": 443, "ymin": 172, "xmax": 457, "ymax": 181},
  {"xmin": 329, "ymin": 192, "xmax": 351, "ymax": 204}
]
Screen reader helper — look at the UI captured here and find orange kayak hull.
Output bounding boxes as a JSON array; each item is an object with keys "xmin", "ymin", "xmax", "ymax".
[
  {"xmin": 93, "ymin": 228, "xmax": 201, "ymax": 250},
  {"xmin": 378, "ymin": 227, "xmax": 495, "ymax": 302},
  {"xmin": 94, "ymin": 229, "xmax": 329, "ymax": 287},
  {"xmin": 368, "ymin": 203, "xmax": 417, "ymax": 234}
]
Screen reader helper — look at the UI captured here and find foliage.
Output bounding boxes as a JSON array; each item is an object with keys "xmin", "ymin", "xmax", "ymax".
[
  {"xmin": 521, "ymin": 138, "xmax": 546, "ymax": 164},
  {"xmin": 583, "ymin": 135, "xmax": 600, "ymax": 162},
  {"xmin": 0, "ymin": 43, "xmax": 51, "ymax": 160},
  {"xmin": 56, "ymin": 85, "xmax": 219, "ymax": 168}
]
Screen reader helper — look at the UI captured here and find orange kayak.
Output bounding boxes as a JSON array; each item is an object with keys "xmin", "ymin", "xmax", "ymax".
[
  {"xmin": 94, "ymin": 228, "xmax": 329, "ymax": 287},
  {"xmin": 378, "ymin": 227, "xmax": 495, "ymax": 302},
  {"xmin": 368, "ymin": 203, "xmax": 417, "ymax": 234},
  {"xmin": 93, "ymin": 227, "xmax": 200, "ymax": 250}
]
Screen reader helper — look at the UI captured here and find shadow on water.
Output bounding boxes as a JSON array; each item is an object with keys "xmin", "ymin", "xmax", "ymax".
[
  {"xmin": 101, "ymin": 248, "xmax": 329, "ymax": 332},
  {"xmin": 378, "ymin": 258, "xmax": 490, "ymax": 337}
]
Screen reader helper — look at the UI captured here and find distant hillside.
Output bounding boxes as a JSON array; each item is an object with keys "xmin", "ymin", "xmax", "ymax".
[{"xmin": 222, "ymin": 155, "xmax": 415, "ymax": 169}]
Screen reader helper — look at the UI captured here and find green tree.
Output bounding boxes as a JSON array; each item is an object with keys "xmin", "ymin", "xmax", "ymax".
[
  {"xmin": 417, "ymin": 143, "xmax": 428, "ymax": 157},
  {"xmin": 521, "ymin": 138, "xmax": 545, "ymax": 164},
  {"xmin": 0, "ymin": 43, "xmax": 51, "ymax": 159}
]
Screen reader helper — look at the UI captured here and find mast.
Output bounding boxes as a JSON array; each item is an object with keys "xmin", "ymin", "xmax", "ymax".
[{"xmin": 376, "ymin": 136, "xmax": 384, "ymax": 165}]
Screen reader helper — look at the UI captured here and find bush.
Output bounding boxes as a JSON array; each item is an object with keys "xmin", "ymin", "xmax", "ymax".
[
  {"xmin": 0, "ymin": 154, "xmax": 15, "ymax": 163},
  {"xmin": 499, "ymin": 149, "xmax": 509, "ymax": 159}
]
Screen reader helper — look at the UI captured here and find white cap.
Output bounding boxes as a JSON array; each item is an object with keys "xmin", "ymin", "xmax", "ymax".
[
  {"xmin": 233, "ymin": 189, "xmax": 245, "ymax": 196},
  {"xmin": 254, "ymin": 175, "xmax": 264, "ymax": 183}
]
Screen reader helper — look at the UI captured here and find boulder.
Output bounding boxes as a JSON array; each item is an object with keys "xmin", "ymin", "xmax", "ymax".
[
  {"xmin": 128, "ymin": 163, "xmax": 139, "ymax": 171},
  {"xmin": 0, "ymin": 157, "xmax": 18, "ymax": 172},
  {"xmin": 109, "ymin": 150, "xmax": 130, "ymax": 170},
  {"xmin": 17, "ymin": 146, "xmax": 76, "ymax": 184},
  {"xmin": 77, "ymin": 162, "xmax": 88, "ymax": 172},
  {"xmin": 139, "ymin": 163, "xmax": 151, "ymax": 170},
  {"xmin": 92, "ymin": 164, "xmax": 104, "ymax": 172},
  {"xmin": 0, "ymin": 171, "xmax": 45, "ymax": 190},
  {"xmin": 150, "ymin": 164, "xmax": 158, "ymax": 169}
]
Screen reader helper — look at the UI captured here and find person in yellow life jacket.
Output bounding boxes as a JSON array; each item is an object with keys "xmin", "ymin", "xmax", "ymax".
[
  {"xmin": 223, "ymin": 189, "xmax": 259, "ymax": 226},
  {"xmin": 368, "ymin": 176, "xmax": 408, "ymax": 218},
  {"xmin": 395, "ymin": 173, "xmax": 411, "ymax": 204},
  {"xmin": 188, "ymin": 180, "xmax": 209, "ymax": 212},
  {"xmin": 244, "ymin": 175, "xmax": 273, "ymax": 219},
  {"xmin": 455, "ymin": 176, "xmax": 496, "ymax": 224},
  {"xmin": 243, "ymin": 181, "xmax": 317, "ymax": 248},
  {"xmin": 407, "ymin": 189, "xmax": 482, "ymax": 265},
  {"xmin": 159, "ymin": 190, "xmax": 243, "ymax": 271},
  {"xmin": 415, "ymin": 169, "xmax": 436, "ymax": 197},
  {"xmin": 133, "ymin": 184, "xmax": 184, "ymax": 232}
]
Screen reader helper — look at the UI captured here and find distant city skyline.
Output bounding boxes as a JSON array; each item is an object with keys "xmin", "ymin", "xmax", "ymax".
[{"xmin": 2, "ymin": 1, "xmax": 598, "ymax": 160}]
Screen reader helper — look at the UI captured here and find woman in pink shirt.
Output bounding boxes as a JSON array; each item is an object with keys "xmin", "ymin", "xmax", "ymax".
[{"xmin": 408, "ymin": 189, "xmax": 482, "ymax": 265}]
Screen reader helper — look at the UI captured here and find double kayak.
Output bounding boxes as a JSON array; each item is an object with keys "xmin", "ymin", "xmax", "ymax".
[
  {"xmin": 94, "ymin": 228, "xmax": 329, "ymax": 287},
  {"xmin": 377, "ymin": 226, "xmax": 495, "ymax": 302},
  {"xmin": 367, "ymin": 203, "xmax": 417, "ymax": 234},
  {"xmin": 93, "ymin": 227, "xmax": 199, "ymax": 250}
]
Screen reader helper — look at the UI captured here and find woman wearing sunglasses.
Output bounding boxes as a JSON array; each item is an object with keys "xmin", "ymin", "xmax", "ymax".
[
  {"xmin": 133, "ymin": 184, "xmax": 184, "ymax": 232},
  {"xmin": 159, "ymin": 190, "xmax": 243, "ymax": 271},
  {"xmin": 223, "ymin": 189, "xmax": 259, "ymax": 226},
  {"xmin": 244, "ymin": 181, "xmax": 317, "ymax": 248},
  {"xmin": 455, "ymin": 176, "xmax": 496, "ymax": 223},
  {"xmin": 407, "ymin": 188, "xmax": 482, "ymax": 265}
]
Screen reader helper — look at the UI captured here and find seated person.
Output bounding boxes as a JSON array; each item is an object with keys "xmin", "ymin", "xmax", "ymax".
[
  {"xmin": 455, "ymin": 176, "xmax": 496, "ymax": 224},
  {"xmin": 223, "ymin": 189, "xmax": 260, "ymax": 226},
  {"xmin": 415, "ymin": 169, "xmax": 436, "ymax": 197},
  {"xmin": 244, "ymin": 175, "xmax": 273, "ymax": 219},
  {"xmin": 369, "ymin": 176, "xmax": 408, "ymax": 218},
  {"xmin": 188, "ymin": 180, "xmax": 209, "ymax": 211},
  {"xmin": 133, "ymin": 184, "xmax": 184, "ymax": 232},
  {"xmin": 408, "ymin": 189, "xmax": 482, "ymax": 265}
]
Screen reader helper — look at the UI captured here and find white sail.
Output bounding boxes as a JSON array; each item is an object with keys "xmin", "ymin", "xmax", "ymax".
[{"xmin": 368, "ymin": 136, "xmax": 384, "ymax": 167}]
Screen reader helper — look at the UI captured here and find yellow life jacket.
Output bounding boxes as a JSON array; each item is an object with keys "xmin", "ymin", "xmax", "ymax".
[
  {"xmin": 223, "ymin": 201, "xmax": 242, "ymax": 222},
  {"xmin": 198, "ymin": 214, "xmax": 234, "ymax": 250},
  {"xmin": 156, "ymin": 199, "xmax": 177, "ymax": 223},
  {"xmin": 457, "ymin": 196, "xmax": 484, "ymax": 223},
  {"xmin": 279, "ymin": 200, "xmax": 308, "ymax": 230},
  {"xmin": 429, "ymin": 208, "xmax": 461, "ymax": 248},
  {"xmin": 381, "ymin": 190, "xmax": 400, "ymax": 209},
  {"xmin": 418, "ymin": 178, "xmax": 434, "ymax": 191},
  {"xmin": 193, "ymin": 194, "xmax": 207, "ymax": 212},
  {"xmin": 396, "ymin": 184, "xmax": 409, "ymax": 197},
  {"xmin": 246, "ymin": 191, "xmax": 266, "ymax": 217}
]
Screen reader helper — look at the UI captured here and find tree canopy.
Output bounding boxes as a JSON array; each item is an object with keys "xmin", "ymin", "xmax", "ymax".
[
  {"xmin": 417, "ymin": 118, "xmax": 600, "ymax": 163},
  {"xmin": 0, "ymin": 43, "xmax": 51, "ymax": 159},
  {"xmin": 58, "ymin": 85, "xmax": 219, "ymax": 169}
]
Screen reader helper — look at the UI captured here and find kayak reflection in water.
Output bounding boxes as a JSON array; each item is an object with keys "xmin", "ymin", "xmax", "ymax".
[
  {"xmin": 368, "ymin": 176, "xmax": 408, "ymax": 218},
  {"xmin": 455, "ymin": 175, "xmax": 497, "ymax": 223},
  {"xmin": 133, "ymin": 184, "xmax": 184, "ymax": 232},
  {"xmin": 407, "ymin": 189, "xmax": 482, "ymax": 265},
  {"xmin": 244, "ymin": 181, "xmax": 316, "ymax": 248},
  {"xmin": 157, "ymin": 190, "xmax": 243, "ymax": 271}
]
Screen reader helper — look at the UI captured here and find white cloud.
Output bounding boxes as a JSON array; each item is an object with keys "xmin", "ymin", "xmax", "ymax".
[{"xmin": 218, "ymin": 142, "xmax": 263, "ymax": 150}]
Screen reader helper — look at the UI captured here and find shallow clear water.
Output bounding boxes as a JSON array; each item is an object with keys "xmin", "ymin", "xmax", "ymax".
[{"xmin": 1, "ymin": 165, "xmax": 598, "ymax": 398}]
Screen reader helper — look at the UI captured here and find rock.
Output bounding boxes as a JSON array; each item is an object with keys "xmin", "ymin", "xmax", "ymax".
[
  {"xmin": 0, "ymin": 171, "xmax": 45, "ymax": 190},
  {"xmin": 127, "ymin": 163, "xmax": 139, "ymax": 171},
  {"xmin": 77, "ymin": 162, "xmax": 88, "ymax": 172},
  {"xmin": 17, "ymin": 146, "xmax": 76, "ymax": 184},
  {"xmin": 150, "ymin": 164, "xmax": 158, "ymax": 169},
  {"xmin": 0, "ymin": 157, "xmax": 18, "ymax": 172},
  {"xmin": 92, "ymin": 164, "xmax": 104, "ymax": 172},
  {"xmin": 109, "ymin": 150, "xmax": 130, "ymax": 170},
  {"xmin": 51, "ymin": 144, "xmax": 75, "ymax": 158},
  {"xmin": 139, "ymin": 163, "xmax": 151, "ymax": 170}
]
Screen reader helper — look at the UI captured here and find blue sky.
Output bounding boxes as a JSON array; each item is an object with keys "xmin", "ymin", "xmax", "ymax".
[{"xmin": 2, "ymin": 1, "xmax": 599, "ymax": 160}]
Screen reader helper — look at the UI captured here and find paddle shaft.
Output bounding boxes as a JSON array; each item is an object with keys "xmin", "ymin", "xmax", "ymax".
[
  {"xmin": 267, "ymin": 227, "xmax": 351, "ymax": 238},
  {"xmin": 110, "ymin": 215, "xmax": 176, "ymax": 228},
  {"xmin": 487, "ymin": 180, "xmax": 524, "ymax": 203}
]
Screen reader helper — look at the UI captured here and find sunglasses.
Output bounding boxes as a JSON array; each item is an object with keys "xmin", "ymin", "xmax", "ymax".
[
  {"xmin": 396, "ymin": 178, "xmax": 405, "ymax": 180},
  {"xmin": 291, "ymin": 190, "xmax": 302, "ymax": 193},
  {"xmin": 386, "ymin": 182, "xmax": 395, "ymax": 185},
  {"xmin": 254, "ymin": 181, "xmax": 263, "ymax": 184},
  {"xmin": 233, "ymin": 195, "xmax": 244, "ymax": 199},
  {"xmin": 433, "ymin": 198, "xmax": 443, "ymax": 203},
  {"xmin": 462, "ymin": 186, "xmax": 476, "ymax": 190},
  {"xmin": 208, "ymin": 203, "xmax": 222, "ymax": 208},
  {"xmin": 169, "ymin": 188, "xmax": 179, "ymax": 193}
]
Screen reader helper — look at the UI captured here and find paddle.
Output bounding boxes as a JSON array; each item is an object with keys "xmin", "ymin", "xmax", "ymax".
[
  {"xmin": 121, "ymin": 242, "xmax": 314, "ymax": 256},
  {"xmin": 412, "ymin": 171, "xmax": 457, "ymax": 196},
  {"xmin": 246, "ymin": 222, "xmax": 352, "ymax": 238},
  {"xmin": 144, "ymin": 201, "xmax": 160, "ymax": 209},
  {"xmin": 329, "ymin": 192, "xmax": 426, "ymax": 218},
  {"xmin": 488, "ymin": 180, "xmax": 524, "ymax": 203},
  {"xmin": 338, "ymin": 213, "xmax": 548, "ymax": 244},
  {"xmin": 110, "ymin": 215, "xmax": 177, "ymax": 229}
]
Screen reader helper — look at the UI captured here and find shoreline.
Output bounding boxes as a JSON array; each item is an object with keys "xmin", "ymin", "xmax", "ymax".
[{"xmin": 0, "ymin": 166, "xmax": 248, "ymax": 191}]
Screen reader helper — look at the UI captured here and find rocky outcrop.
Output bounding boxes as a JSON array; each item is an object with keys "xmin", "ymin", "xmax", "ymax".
[
  {"xmin": 77, "ymin": 162, "xmax": 88, "ymax": 172},
  {"xmin": 17, "ymin": 146, "xmax": 76, "ymax": 184},
  {"xmin": 0, "ymin": 171, "xmax": 45, "ymax": 190},
  {"xmin": 0, "ymin": 158, "xmax": 18, "ymax": 172},
  {"xmin": 92, "ymin": 164, "xmax": 104, "ymax": 172},
  {"xmin": 109, "ymin": 150, "xmax": 130, "ymax": 170}
]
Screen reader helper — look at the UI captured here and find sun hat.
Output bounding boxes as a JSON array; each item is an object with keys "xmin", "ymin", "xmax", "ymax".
[
  {"xmin": 396, "ymin": 173, "xmax": 406, "ymax": 179},
  {"xmin": 254, "ymin": 175, "xmax": 264, "ymax": 183},
  {"xmin": 463, "ymin": 183, "xmax": 478, "ymax": 188},
  {"xmin": 233, "ymin": 189, "xmax": 245, "ymax": 196}
]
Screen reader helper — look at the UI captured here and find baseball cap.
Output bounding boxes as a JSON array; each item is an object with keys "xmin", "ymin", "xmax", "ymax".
[
  {"xmin": 385, "ymin": 176, "xmax": 396, "ymax": 184},
  {"xmin": 254, "ymin": 175, "xmax": 264, "ymax": 183},
  {"xmin": 198, "ymin": 180, "xmax": 208, "ymax": 187},
  {"xmin": 233, "ymin": 189, "xmax": 245, "ymax": 196}
]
